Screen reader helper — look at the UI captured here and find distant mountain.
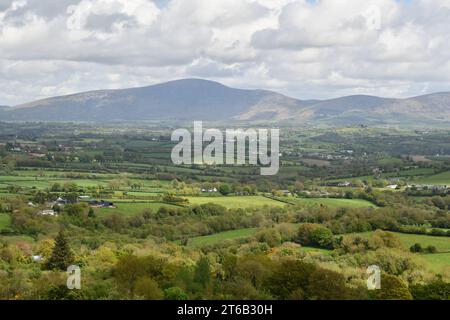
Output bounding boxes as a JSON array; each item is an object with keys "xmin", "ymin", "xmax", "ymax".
[{"xmin": 0, "ymin": 79, "xmax": 449, "ymax": 126}]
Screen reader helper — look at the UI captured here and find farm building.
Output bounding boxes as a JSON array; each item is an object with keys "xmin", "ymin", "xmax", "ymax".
[{"xmin": 89, "ymin": 200, "xmax": 117, "ymax": 209}]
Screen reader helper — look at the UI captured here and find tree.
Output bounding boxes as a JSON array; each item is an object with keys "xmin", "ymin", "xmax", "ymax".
[
  {"xmin": 45, "ymin": 230, "xmax": 75, "ymax": 271},
  {"xmin": 164, "ymin": 287, "xmax": 188, "ymax": 300},
  {"xmin": 218, "ymin": 183, "xmax": 232, "ymax": 196},
  {"xmin": 307, "ymin": 269, "xmax": 351, "ymax": 300},
  {"xmin": 134, "ymin": 277, "xmax": 163, "ymax": 300},
  {"xmin": 296, "ymin": 223, "xmax": 335, "ymax": 249},
  {"xmin": 264, "ymin": 260, "xmax": 315, "ymax": 299},
  {"xmin": 410, "ymin": 243, "xmax": 423, "ymax": 253},
  {"xmin": 426, "ymin": 245, "xmax": 437, "ymax": 254},
  {"xmin": 194, "ymin": 257, "xmax": 211, "ymax": 289},
  {"xmin": 88, "ymin": 207, "xmax": 96, "ymax": 218},
  {"xmin": 410, "ymin": 280, "xmax": 450, "ymax": 300},
  {"xmin": 372, "ymin": 274, "xmax": 413, "ymax": 300}
]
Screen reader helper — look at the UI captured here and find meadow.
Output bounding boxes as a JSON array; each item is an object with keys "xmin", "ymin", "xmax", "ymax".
[
  {"xmin": 184, "ymin": 196, "xmax": 286, "ymax": 209},
  {"xmin": 413, "ymin": 171, "xmax": 450, "ymax": 185},
  {"xmin": 93, "ymin": 202, "xmax": 180, "ymax": 217}
]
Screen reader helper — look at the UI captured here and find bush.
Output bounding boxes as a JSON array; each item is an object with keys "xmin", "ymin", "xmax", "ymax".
[
  {"xmin": 164, "ymin": 287, "xmax": 188, "ymax": 300},
  {"xmin": 410, "ymin": 243, "xmax": 423, "ymax": 253}
]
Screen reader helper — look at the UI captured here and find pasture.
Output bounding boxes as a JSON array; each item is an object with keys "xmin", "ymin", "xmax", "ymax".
[
  {"xmin": 413, "ymin": 171, "xmax": 450, "ymax": 185},
  {"xmin": 185, "ymin": 196, "xmax": 287, "ymax": 209},
  {"xmin": 93, "ymin": 202, "xmax": 180, "ymax": 217}
]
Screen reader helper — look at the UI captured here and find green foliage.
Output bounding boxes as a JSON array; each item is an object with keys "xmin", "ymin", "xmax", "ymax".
[
  {"xmin": 194, "ymin": 257, "xmax": 211, "ymax": 289},
  {"xmin": 134, "ymin": 277, "xmax": 164, "ymax": 300},
  {"xmin": 410, "ymin": 280, "xmax": 450, "ymax": 300},
  {"xmin": 45, "ymin": 230, "xmax": 75, "ymax": 271},
  {"xmin": 296, "ymin": 223, "xmax": 335, "ymax": 249},
  {"xmin": 46, "ymin": 285, "xmax": 86, "ymax": 300},
  {"xmin": 372, "ymin": 274, "xmax": 413, "ymax": 300},
  {"xmin": 164, "ymin": 287, "xmax": 188, "ymax": 300},
  {"xmin": 218, "ymin": 184, "xmax": 232, "ymax": 196}
]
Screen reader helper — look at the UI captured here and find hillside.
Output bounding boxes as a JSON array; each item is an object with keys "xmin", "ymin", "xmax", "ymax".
[{"xmin": 0, "ymin": 79, "xmax": 449, "ymax": 125}]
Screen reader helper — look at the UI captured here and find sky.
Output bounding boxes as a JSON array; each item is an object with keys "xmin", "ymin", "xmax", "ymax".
[{"xmin": 1, "ymin": 0, "xmax": 450, "ymax": 105}]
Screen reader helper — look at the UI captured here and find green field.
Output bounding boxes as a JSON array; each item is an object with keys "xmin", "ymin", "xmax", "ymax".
[
  {"xmin": 413, "ymin": 171, "xmax": 450, "ymax": 185},
  {"xmin": 185, "ymin": 196, "xmax": 287, "ymax": 209},
  {"xmin": 0, "ymin": 214, "xmax": 11, "ymax": 231},
  {"xmin": 93, "ymin": 202, "xmax": 180, "ymax": 217},
  {"xmin": 422, "ymin": 253, "xmax": 450, "ymax": 273},
  {"xmin": 291, "ymin": 197, "xmax": 377, "ymax": 208},
  {"xmin": 188, "ymin": 228, "xmax": 257, "ymax": 247},
  {"xmin": 0, "ymin": 235, "xmax": 35, "ymax": 243}
]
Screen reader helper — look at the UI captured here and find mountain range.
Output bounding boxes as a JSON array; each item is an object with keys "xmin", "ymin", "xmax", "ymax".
[{"xmin": 1, "ymin": 79, "xmax": 449, "ymax": 126}]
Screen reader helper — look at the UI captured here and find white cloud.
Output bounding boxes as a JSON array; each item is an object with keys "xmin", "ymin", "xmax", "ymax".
[{"xmin": 0, "ymin": 0, "xmax": 450, "ymax": 105}]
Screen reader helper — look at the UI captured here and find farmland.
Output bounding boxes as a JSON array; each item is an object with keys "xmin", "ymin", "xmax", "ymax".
[
  {"xmin": 0, "ymin": 122, "xmax": 449, "ymax": 300},
  {"xmin": 185, "ymin": 196, "xmax": 286, "ymax": 209}
]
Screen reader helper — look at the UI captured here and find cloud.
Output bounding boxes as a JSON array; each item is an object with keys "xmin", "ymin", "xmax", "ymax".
[{"xmin": 0, "ymin": 0, "xmax": 450, "ymax": 105}]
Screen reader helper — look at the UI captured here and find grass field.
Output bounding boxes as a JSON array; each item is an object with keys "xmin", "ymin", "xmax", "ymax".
[
  {"xmin": 413, "ymin": 171, "xmax": 450, "ymax": 185},
  {"xmin": 0, "ymin": 214, "xmax": 11, "ymax": 231},
  {"xmin": 185, "ymin": 196, "xmax": 287, "ymax": 209},
  {"xmin": 291, "ymin": 197, "xmax": 377, "ymax": 208},
  {"xmin": 421, "ymin": 253, "xmax": 450, "ymax": 273},
  {"xmin": 0, "ymin": 235, "xmax": 35, "ymax": 243},
  {"xmin": 93, "ymin": 202, "xmax": 180, "ymax": 217}
]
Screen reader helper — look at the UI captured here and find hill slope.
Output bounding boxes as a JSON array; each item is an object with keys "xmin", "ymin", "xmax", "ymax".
[{"xmin": 0, "ymin": 79, "xmax": 449, "ymax": 125}]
